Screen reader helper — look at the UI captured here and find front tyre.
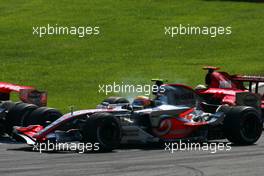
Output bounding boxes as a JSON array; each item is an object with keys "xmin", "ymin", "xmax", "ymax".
[
  {"xmin": 223, "ymin": 106, "xmax": 262, "ymax": 145},
  {"xmin": 81, "ymin": 113, "xmax": 122, "ymax": 152}
]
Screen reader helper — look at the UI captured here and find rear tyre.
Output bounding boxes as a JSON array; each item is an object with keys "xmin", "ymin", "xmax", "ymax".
[
  {"xmin": 223, "ymin": 106, "xmax": 263, "ymax": 145},
  {"xmin": 24, "ymin": 107, "xmax": 62, "ymax": 127},
  {"xmin": 0, "ymin": 101, "xmax": 16, "ymax": 112},
  {"xmin": 102, "ymin": 97, "xmax": 129, "ymax": 104},
  {"xmin": 81, "ymin": 113, "xmax": 122, "ymax": 152},
  {"xmin": 5, "ymin": 102, "xmax": 38, "ymax": 134},
  {"xmin": 0, "ymin": 101, "xmax": 16, "ymax": 134},
  {"xmin": 0, "ymin": 122, "xmax": 5, "ymax": 135}
]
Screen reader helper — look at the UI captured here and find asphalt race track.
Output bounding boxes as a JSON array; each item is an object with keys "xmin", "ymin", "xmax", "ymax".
[{"xmin": 0, "ymin": 136, "xmax": 264, "ymax": 176}]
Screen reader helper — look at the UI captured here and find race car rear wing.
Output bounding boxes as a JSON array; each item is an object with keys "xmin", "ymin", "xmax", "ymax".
[
  {"xmin": 0, "ymin": 82, "xmax": 47, "ymax": 106},
  {"xmin": 232, "ymin": 75, "xmax": 264, "ymax": 93},
  {"xmin": 0, "ymin": 82, "xmax": 34, "ymax": 93}
]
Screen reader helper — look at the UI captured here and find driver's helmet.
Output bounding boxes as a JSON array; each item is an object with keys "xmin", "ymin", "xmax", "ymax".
[
  {"xmin": 194, "ymin": 84, "xmax": 207, "ymax": 91},
  {"xmin": 132, "ymin": 96, "xmax": 152, "ymax": 108}
]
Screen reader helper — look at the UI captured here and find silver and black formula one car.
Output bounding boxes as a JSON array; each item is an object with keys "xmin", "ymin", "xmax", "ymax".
[{"xmin": 14, "ymin": 81, "xmax": 263, "ymax": 151}]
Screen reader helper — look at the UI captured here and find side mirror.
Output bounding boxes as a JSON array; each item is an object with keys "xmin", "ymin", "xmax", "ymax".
[{"xmin": 151, "ymin": 79, "xmax": 168, "ymax": 86}]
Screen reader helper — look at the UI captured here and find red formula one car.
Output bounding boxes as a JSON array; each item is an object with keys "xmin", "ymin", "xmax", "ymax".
[
  {"xmin": 0, "ymin": 82, "xmax": 62, "ymax": 135},
  {"xmin": 195, "ymin": 66, "xmax": 264, "ymax": 118},
  {"xmin": 14, "ymin": 80, "xmax": 262, "ymax": 151}
]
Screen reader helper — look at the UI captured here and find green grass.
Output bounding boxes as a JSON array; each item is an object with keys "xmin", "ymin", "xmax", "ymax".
[{"xmin": 0, "ymin": 0, "xmax": 263, "ymax": 112}]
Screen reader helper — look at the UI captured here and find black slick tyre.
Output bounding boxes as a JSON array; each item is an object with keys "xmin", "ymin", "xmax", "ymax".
[
  {"xmin": 24, "ymin": 107, "xmax": 62, "ymax": 127},
  {"xmin": 81, "ymin": 113, "xmax": 122, "ymax": 152},
  {"xmin": 223, "ymin": 106, "xmax": 262, "ymax": 145}
]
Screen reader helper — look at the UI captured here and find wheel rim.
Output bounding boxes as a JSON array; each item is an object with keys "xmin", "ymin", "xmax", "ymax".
[{"xmin": 97, "ymin": 121, "xmax": 120, "ymax": 147}]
